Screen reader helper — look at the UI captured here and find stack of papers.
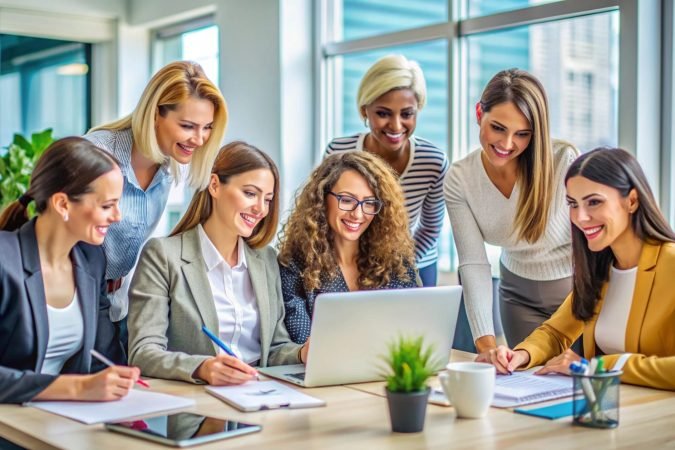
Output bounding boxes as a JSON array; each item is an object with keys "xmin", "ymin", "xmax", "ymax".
[
  {"xmin": 29, "ymin": 389, "xmax": 195, "ymax": 424},
  {"xmin": 206, "ymin": 380, "xmax": 326, "ymax": 412},
  {"xmin": 492, "ymin": 370, "xmax": 573, "ymax": 408}
]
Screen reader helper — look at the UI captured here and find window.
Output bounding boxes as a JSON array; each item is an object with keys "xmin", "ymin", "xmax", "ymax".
[
  {"xmin": 463, "ymin": 12, "xmax": 619, "ymax": 156},
  {"xmin": 333, "ymin": 0, "xmax": 447, "ymax": 41},
  {"xmin": 151, "ymin": 18, "xmax": 219, "ymax": 237},
  {"xmin": 153, "ymin": 20, "xmax": 219, "ymax": 83},
  {"xmin": 0, "ymin": 34, "xmax": 90, "ymax": 145},
  {"xmin": 464, "ymin": 0, "xmax": 561, "ymax": 19}
]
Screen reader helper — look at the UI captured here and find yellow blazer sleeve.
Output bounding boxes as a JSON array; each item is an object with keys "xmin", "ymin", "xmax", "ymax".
[
  {"xmin": 514, "ymin": 292, "xmax": 584, "ymax": 369},
  {"xmin": 601, "ymin": 353, "xmax": 675, "ymax": 390}
]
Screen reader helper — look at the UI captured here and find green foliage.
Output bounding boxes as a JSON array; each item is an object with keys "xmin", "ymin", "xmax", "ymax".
[
  {"xmin": 383, "ymin": 336, "xmax": 436, "ymax": 393},
  {"xmin": 0, "ymin": 129, "xmax": 54, "ymax": 210}
]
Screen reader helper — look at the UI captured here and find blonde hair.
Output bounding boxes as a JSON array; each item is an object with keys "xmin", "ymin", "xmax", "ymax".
[
  {"xmin": 171, "ymin": 141, "xmax": 279, "ymax": 249},
  {"xmin": 480, "ymin": 68, "xmax": 561, "ymax": 243},
  {"xmin": 357, "ymin": 54, "xmax": 427, "ymax": 119},
  {"xmin": 90, "ymin": 61, "xmax": 227, "ymax": 190},
  {"xmin": 278, "ymin": 152, "xmax": 415, "ymax": 292}
]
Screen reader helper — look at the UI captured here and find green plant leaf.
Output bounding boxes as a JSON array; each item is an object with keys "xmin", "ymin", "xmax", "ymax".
[
  {"xmin": 31, "ymin": 129, "xmax": 54, "ymax": 158},
  {"xmin": 382, "ymin": 335, "xmax": 435, "ymax": 393}
]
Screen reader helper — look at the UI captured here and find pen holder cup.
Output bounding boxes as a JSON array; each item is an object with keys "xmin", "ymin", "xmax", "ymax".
[{"xmin": 571, "ymin": 371, "xmax": 622, "ymax": 429}]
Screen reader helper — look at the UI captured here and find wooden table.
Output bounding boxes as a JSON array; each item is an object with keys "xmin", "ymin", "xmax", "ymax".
[{"xmin": 1, "ymin": 351, "xmax": 674, "ymax": 449}]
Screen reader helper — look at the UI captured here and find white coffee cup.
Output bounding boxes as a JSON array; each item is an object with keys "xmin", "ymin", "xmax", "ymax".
[{"xmin": 439, "ymin": 362, "xmax": 495, "ymax": 419}]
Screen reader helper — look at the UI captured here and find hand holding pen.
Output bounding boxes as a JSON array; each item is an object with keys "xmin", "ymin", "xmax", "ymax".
[
  {"xmin": 90, "ymin": 349, "xmax": 150, "ymax": 388},
  {"xmin": 196, "ymin": 325, "xmax": 259, "ymax": 386}
]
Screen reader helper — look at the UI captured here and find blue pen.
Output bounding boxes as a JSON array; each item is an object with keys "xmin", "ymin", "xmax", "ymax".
[{"xmin": 201, "ymin": 325, "xmax": 237, "ymax": 357}]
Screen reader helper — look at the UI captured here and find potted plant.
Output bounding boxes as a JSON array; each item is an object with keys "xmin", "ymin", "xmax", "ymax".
[
  {"xmin": 0, "ymin": 129, "xmax": 54, "ymax": 210},
  {"xmin": 382, "ymin": 336, "xmax": 436, "ymax": 433}
]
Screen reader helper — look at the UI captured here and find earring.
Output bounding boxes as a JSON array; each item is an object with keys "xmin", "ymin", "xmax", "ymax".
[
  {"xmin": 363, "ymin": 118, "xmax": 369, "ymax": 128},
  {"xmin": 63, "ymin": 213, "xmax": 69, "ymax": 222}
]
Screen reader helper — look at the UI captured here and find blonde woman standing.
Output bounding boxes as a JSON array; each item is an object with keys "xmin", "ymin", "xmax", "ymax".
[
  {"xmin": 444, "ymin": 69, "xmax": 578, "ymax": 356},
  {"xmin": 326, "ymin": 55, "xmax": 448, "ymax": 287},
  {"xmin": 85, "ymin": 61, "xmax": 228, "ymax": 350}
]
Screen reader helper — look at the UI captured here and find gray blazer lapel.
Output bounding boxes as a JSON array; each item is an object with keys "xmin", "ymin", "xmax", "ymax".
[
  {"xmin": 180, "ymin": 228, "xmax": 219, "ymax": 343},
  {"xmin": 19, "ymin": 222, "xmax": 49, "ymax": 371},
  {"xmin": 72, "ymin": 247, "xmax": 95, "ymax": 370},
  {"xmin": 245, "ymin": 245, "xmax": 271, "ymax": 362}
]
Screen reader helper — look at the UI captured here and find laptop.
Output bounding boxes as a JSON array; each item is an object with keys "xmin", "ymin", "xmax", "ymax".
[{"xmin": 259, "ymin": 286, "xmax": 462, "ymax": 388}]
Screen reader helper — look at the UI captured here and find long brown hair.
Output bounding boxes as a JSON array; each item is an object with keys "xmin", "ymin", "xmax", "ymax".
[
  {"xmin": 480, "ymin": 68, "xmax": 554, "ymax": 243},
  {"xmin": 0, "ymin": 137, "xmax": 119, "ymax": 231},
  {"xmin": 278, "ymin": 151, "xmax": 415, "ymax": 291},
  {"xmin": 565, "ymin": 147, "xmax": 675, "ymax": 321},
  {"xmin": 170, "ymin": 141, "xmax": 279, "ymax": 249}
]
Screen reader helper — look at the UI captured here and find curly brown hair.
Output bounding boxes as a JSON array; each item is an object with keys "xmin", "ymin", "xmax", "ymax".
[{"xmin": 278, "ymin": 151, "xmax": 415, "ymax": 292}]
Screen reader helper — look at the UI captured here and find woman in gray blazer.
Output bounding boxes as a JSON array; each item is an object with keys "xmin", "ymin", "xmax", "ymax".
[
  {"xmin": 0, "ymin": 137, "xmax": 139, "ymax": 404},
  {"xmin": 128, "ymin": 141, "xmax": 307, "ymax": 385}
]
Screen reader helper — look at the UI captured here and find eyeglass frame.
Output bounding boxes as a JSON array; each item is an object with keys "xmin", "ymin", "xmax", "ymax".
[{"xmin": 326, "ymin": 191, "xmax": 383, "ymax": 215}]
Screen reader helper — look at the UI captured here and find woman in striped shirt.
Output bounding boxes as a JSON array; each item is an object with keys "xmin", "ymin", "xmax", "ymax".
[{"xmin": 326, "ymin": 54, "xmax": 448, "ymax": 286}]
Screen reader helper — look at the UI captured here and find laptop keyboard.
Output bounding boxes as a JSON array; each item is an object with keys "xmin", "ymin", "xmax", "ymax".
[{"xmin": 287, "ymin": 372, "xmax": 306, "ymax": 381}]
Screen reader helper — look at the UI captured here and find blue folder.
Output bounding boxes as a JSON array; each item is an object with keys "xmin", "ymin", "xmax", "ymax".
[{"xmin": 514, "ymin": 399, "xmax": 587, "ymax": 420}]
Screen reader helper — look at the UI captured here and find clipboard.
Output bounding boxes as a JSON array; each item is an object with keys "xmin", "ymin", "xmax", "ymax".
[{"xmin": 206, "ymin": 381, "xmax": 326, "ymax": 412}]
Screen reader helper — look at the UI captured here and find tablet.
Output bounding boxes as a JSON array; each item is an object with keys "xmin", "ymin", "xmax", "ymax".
[{"xmin": 105, "ymin": 412, "xmax": 261, "ymax": 447}]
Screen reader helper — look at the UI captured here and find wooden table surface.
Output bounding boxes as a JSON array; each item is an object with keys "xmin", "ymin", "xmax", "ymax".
[{"xmin": 1, "ymin": 351, "xmax": 674, "ymax": 449}]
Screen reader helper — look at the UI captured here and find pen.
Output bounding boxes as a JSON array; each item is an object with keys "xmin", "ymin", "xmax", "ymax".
[
  {"xmin": 201, "ymin": 325, "xmax": 260, "ymax": 380},
  {"xmin": 89, "ymin": 349, "xmax": 150, "ymax": 388},
  {"xmin": 201, "ymin": 325, "xmax": 237, "ymax": 357}
]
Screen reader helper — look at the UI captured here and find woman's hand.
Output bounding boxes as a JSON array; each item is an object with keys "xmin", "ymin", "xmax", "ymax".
[
  {"xmin": 300, "ymin": 338, "xmax": 310, "ymax": 364},
  {"xmin": 76, "ymin": 366, "xmax": 141, "ymax": 401},
  {"xmin": 194, "ymin": 355, "xmax": 258, "ymax": 385},
  {"xmin": 534, "ymin": 349, "xmax": 581, "ymax": 376},
  {"xmin": 476, "ymin": 345, "xmax": 530, "ymax": 374}
]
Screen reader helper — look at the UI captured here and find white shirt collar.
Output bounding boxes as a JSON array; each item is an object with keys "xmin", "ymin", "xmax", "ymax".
[{"xmin": 197, "ymin": 224, "xmax": 248, "ymax": 271}]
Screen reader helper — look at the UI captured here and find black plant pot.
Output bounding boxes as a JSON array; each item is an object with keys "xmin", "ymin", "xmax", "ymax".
[{"xmin": 385, "ymin": 387, "xmax": 430, "ymax": 433}]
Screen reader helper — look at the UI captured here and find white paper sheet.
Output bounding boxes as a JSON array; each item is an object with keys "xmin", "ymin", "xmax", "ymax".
[
  {"xmin": 206, "ymin": 380, "xmax": 325, "ymax": 412},
  {"xmin": 492, "ymin": 369, "xmax": 573, "ymax": 408},
  {"xmin": 29, "ymin": 389, "xmax": 195, "ymax": 424}
]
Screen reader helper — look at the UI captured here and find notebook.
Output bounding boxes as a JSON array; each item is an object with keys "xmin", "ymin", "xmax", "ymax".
[
  {"xmin": 29, "ymin": 389, "xmax": 195, "ymax": 424},
  {"xmin": 206, "ymin": 380, "xmax": 326, "ymax": 412},
  {"xmin": 492, "ymin": 369, "xmax": 573, "ymax": 408}
]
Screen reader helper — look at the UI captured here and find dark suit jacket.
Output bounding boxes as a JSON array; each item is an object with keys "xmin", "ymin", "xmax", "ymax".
[{"xmin": 0, "ymin": 219, "xmax": 123, "ymax": 404}]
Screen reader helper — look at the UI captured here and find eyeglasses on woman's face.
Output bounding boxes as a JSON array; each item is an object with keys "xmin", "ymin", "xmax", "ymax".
[{"xmin": 327, "ymin": 192, "xmax": 383, "ymax": 215}]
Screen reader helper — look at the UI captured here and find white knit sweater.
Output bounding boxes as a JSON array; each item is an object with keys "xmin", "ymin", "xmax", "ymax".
[{"xmin": 444, "ymin": 140, "xmax": 578, "ymax": 340}]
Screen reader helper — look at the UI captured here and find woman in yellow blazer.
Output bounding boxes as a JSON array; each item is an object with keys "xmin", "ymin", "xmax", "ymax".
[{"xmin": 481, "ymin": 147, "xmax": 675, "ymax": 390}]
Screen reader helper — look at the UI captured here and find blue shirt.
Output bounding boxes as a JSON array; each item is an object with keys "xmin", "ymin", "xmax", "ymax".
[
  {"xmin": 279, "ymin": 257, "xmax": 418, "ymax": 344},
  {"xmin": 85, "ymin": 129, "xmax": 172, "ymax": 320}
]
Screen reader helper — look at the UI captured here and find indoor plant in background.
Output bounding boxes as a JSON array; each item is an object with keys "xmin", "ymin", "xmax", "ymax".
[
  {"xmin": 0, "ymin": 129, "xmax": 54, "ymax": 210},
  {"xmin": 383, "ymin": 336, "xmax": 436, "ymax": 433}
]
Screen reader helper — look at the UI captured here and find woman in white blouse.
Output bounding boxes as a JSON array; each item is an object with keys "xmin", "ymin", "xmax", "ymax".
[{"xmin": 128, "ymin": 141, "xmax": 307, "ymax": 385}]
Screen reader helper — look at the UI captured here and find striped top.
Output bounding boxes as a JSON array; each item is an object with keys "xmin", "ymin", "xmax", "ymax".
[
  {"xmin": 326, "ymin": 133, "xmax": 449, "ymax": 269},
  {"xmin": 84, "ymin": 128, "xmax": 173, "ymax": 321},
  {"xmin": 443, "ymin": 140, "xmax": 578, "ymax": 340}
]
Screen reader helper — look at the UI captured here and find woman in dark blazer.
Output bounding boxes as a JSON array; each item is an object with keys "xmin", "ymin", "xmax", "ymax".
[{"xmin": 0, "ymin": 137, "xmax": 139, "ymax": 404}]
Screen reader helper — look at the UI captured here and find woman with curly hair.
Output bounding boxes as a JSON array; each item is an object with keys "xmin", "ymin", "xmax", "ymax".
[{"xmin": 278, "ymin": 151, "xmax": 419, "ymax": 344}]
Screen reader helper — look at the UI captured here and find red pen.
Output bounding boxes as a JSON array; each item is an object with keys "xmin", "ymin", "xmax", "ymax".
[{"xmin": 90, "ymin": 349, "xmax": 150, "ymax": 388}]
